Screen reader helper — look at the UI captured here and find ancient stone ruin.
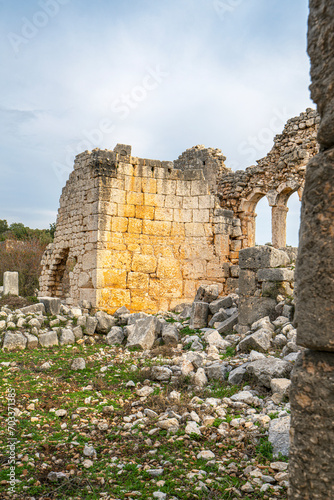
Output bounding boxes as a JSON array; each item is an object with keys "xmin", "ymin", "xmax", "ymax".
[{"xmin": 39, "ymin": 110, "xmax": 318, "ymax": 314}]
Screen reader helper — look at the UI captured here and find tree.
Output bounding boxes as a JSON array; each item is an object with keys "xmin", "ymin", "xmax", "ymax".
[{"xmin": 0, "ymin": 219, "xmax": 8, "ymax": 234}]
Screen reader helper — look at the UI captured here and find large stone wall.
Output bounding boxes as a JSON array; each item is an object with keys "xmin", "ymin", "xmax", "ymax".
[
  {"xmin": 289, "ymin": 1, "xmax": 334, "ymax": 499},
  {"xmin": 40, "ymin": 145, "xmax": 235, "ymax": 313},
  {"xmin": 40, "ymin": 111, "xmax": 319, "ymax": 314}
]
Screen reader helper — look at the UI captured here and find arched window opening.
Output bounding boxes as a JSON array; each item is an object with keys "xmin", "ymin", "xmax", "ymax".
[
  {"xmin": 286, "ymin": 192, "xmax": 301, "ymax": 247},
  {"xmin": 255, "ymin": 196, "xmax": 272, "ymax": 246}
]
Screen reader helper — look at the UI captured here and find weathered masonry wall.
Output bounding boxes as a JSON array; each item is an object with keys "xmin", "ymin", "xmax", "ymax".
[
  {"xmin": 219, "ymin": 109, "xmax": 319, "ymax": 251},
  {"xmin": 40, "ymin": 145, "xmax": 234, "ymax": 313},
  {"xmin": 40, "ymin": 110, "xmax": 319, "ymax": 313}
]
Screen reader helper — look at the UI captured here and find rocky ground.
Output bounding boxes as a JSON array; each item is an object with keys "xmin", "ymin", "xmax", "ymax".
[{"xmin": 0, "ymin": 288, "xmax": 298, "ymax": 499}]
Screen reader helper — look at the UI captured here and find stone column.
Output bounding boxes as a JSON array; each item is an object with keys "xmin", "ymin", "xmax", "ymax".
[
  {"xmin": 289, "ymin": 1, "xmax": 334, "ymax": 498},
  {"xmin": 271, "ymin": 205, "xmax": 288, "ymax": 248},
  {"xmin": 240, "ymin": 212, "xmax": 257, "ymax": 247}
]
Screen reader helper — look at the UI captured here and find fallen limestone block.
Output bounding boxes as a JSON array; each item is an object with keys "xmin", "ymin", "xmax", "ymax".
[
  {"xmin": 126, "ymin": 316, "xmax": 161, "ymax": 350},
  {"xmin": 208, "ymin": 310, "xmax": 228, "ymax": 327},
  {"xmin": 204, "ymin": 362, "xmax": 229, "ymax": 381},
  {"xmin": 85, "ymin": 316, "xmax": 98, "ymax": 336},
  {"xmin": 106, "ymin": 326, "xmax": 124, "ymax": 345},
  {"xmin": 161, "ymin": 324, "xmax": 179, "ymax": 345},
  {"xmin": 151, "ymin": 366, "xmax": 172, "ymax": 381},
  {"xmin": 95, "ymin": 310, "xmax": 116, "ymax": 334},
  {"xmin": 71, "ymin": 358, "xmax": 86, "ymax": 370},
  {"xmin": 38, "ymin": 297, "xmax": 61, "ymax": 315},
  {"xmin": 268, "ymin": 415, "xmax": 290, "ymax": 458},
  {"xmin": 215, "ymin": 312, "xmax": 238, "ymax": 335},
  {"xmin": 19, "ymin": 303, "xmax": 45, "ymax": 314},
  {"xmin": 230, "ymin": 390, "xmax": 262, "ymax": 406},
  {"xmin": 3, "ymin": 332, "xmax": 27, "ymax": 350},
  {"xmin": 190, "ymin": 302, "xmax": 209, "ymax": 329},
  {"xmin": 270, "ymin": 378, "xmax": 291, "ymax": 403},
  {"xmin": 246, "ymin": 358, "xmax": 293, "ymax": 388},
  {"xmin": 228, "ymin": 364, "xmax": 248, "ymax": 385},
  {"xmin": 209, "ymin": 296, "xmax": 233, "ymax": 314},
  {"xmin": 3, "ymin": 271, "xmax": 19, "ymax": 296},
  {"xmin": 239, "ymin": 246, "xmax": 290, "ymax": 270},
  {"xmin": 39, "ymin": 331, "xmax": 59, "ymax": 348},
  {"xmin": 194, "ymin": 367, "xmax": 208, "ymax": 388},
  {"xmin": 238, "ymin": 328, "xmax": 272, "ymax": 353},
  {"xmin": 194, "ymin": 284, "xmax": 219, "ymax": 303},
  {"xmin": 205, "ymin": 330, "xmax": 231, "ymax": 350},
  {"xmin": 59, "ymin": 328, "xmax": 75, "ymax": 345},
  {"xmin": 23, "ymin": 332, "xmax": 38, "ymax": 349}
]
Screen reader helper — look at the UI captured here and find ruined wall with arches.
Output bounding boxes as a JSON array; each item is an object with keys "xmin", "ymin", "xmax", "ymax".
[
  {"xmin": 40, "ymin": 109, "xmax": 319, "ymax": 311},
  {"xmin": 218, "ymin": 108, "xmax": 319, "ymax": 255}
]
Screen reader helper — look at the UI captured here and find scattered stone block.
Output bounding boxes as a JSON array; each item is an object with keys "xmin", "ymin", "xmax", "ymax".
[
  {"xmin": 190, "ymin": 302, "xmax": 209, "ymax": 329},
  {"xmin": 39, "ymin": 331, "xmax": 59, "ymax": 348},
  {"xmin": 215, "ymin": 312, "xmax": 238, "ymax": 335},
  {"xmin": 106, "ymin": 326, "xmax": 124, "ymax": 345},
  {"xmin": 194, "ymin": 284, "xmax": 219, "ymax": 303},
  {"xmin": 246, "ymin": 358, "xmax": 293, "ymax": 388},
  {"xmin": 3, "ymin": 271, "xmax": 19, "ymax": 296},
  {"xmin": 38, "ymin": 297, "xmax": 61, "ymax": 315},
  {"xmin": 126, "ymin": 316, "xmax": 161, "ymax": 350},
  {"xmin": 239, "ymin": 246, "xmax": 289, "ymax": 270},
  {"xmin": 268, "ymin": 416, "xmax": 290, "ymax": 458},
  {"xmin": 3, "ymin": 332, "xmax": 27, "ymax": 350}
]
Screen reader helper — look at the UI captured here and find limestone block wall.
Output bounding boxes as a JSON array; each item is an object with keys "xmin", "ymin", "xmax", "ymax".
[
  {"xmin": 40, "ymin": 145, "xmax": 234, "ymax": 313},
  {"xmin": 237, "ymin": 245, "xmax": 294, "ymax": 333}
]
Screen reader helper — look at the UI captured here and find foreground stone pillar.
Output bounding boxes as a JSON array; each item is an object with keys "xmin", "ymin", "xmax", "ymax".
[
  {"xmin": 3, "ymin": 271, "xmax": 19, "ymax": 296},
  {"xmin": 271, "ymin": 205, "xmax": 288, "ymax": 248},
  {"xmin": 289, "ymin": 1, "xmax": 334, "ymax": 498}
]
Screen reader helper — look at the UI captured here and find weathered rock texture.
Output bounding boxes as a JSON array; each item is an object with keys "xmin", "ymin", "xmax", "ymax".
[
  {"xmin": 238, "ymin": 246, "xmax": 294, "ymax": 332},
  {"xmin": 289, "ymin": 351, "xmax": 334, "ymax": 499},
  {"xmin": 289, "ymin": 2, "xmax": 334, "ymax": 499}
]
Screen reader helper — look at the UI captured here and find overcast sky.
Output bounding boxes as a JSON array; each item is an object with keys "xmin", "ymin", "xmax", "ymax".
[{"xmin": 0, "ymin": 0, "xmax": 313, "ymax": 246}]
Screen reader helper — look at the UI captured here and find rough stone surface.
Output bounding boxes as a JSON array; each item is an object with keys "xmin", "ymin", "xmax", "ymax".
[
  {"xmin": 71, "ymin": 358, "xmax": 86, "ymax": 370},
  {"xmin": 190, "ymin": 302, "xmax": 209, "ymax": 329},
  {"xmin": 215, "ymin": 312, "xmax": 238, "ymax": 335},
  {"xmin": 239, "ymin": 247, "xmax": 289, "ymax": 271},
  {"xmin": 95, "ymin": 311, "xmax": 116, "ymax": 334},
  {"xmin": 289, "ymin": 350, "xmax": 334, "ymax": 499},
  {"xmin": 246, "ymin": 358, "xmax": 293, "ymax": 388},
  {"xmin": 126, "ymin": 316, "xmax": 161, "ymax": 350},
  {"xmin": 238, "ymin": 329, "xmax": 272, "ymax": 353},
  {"xmin": 39, "ymin": 331, "xmax": 59, "ymax": 348},
  {"xmin": 59, "ymin": 328, "xmax": 75, "ymax": 345},
  {"xmin": 161, "ymin": 324, "xmax": 180, "ymax": 346},
  {"xmin": 296, "ymin": 150, "xmax": 334, "ymax": 351},
  {"xmin": 209, "ymin": 296, "xmax": 233, "ymax": 314},
  {"xmin": 3, "ymin": 332, "xmax": 27, "ymax": 351},
  {"xmin": 38, "ymin": 297, "xmax": 61, "ymax": 315},
  {"xmin": 3, "ymin": 271, "xmax": 19, "ymax": 296},
  {"xmin": 268, "ymin": 416, "xmax": 290, "ymax": 458},
  {"xmin": 194, "ymin": 284, "xmax": 219, "ymax": 303},
  {"xmin": 106, "ymin": 327, "xmax": 125, "ymax": 345}
]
